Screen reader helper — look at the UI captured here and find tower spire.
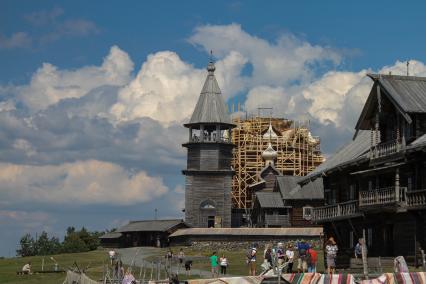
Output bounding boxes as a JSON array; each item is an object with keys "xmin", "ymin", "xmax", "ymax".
[{"xmin": 207, "ymin": 50, "xmax": 216, "ymax": 74}]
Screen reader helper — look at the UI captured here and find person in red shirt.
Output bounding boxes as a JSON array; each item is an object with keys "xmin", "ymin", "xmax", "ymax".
[{"xmin": 307, "ymin": 247, "xmax": 318, "ymax": 273}]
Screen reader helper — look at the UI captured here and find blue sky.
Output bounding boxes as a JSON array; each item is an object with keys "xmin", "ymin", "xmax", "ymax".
[{"xmin": 1, "ymin": 1, "xmax": 426, "ymax": 256}]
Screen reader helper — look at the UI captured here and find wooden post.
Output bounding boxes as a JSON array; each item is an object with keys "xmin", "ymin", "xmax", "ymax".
[
  {"xmin": 362, "ymin": 230, "xmax": 369, "ymax": 279},
  {"xmin": 157, "ymin": 260, "xmax": 160, "ymax": 280},
  {"xmin": 395, "ymin": 168, "xmax": 400, "ymax": 202},
  {"xmin": 200, "ymin": 125, "xmax": 204, "ymax": 142}
]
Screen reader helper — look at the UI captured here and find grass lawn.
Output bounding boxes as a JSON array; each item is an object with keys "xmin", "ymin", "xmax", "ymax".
[{"xmin": 0, "ymin": 249, "xmax": 108, "ymax": 284}]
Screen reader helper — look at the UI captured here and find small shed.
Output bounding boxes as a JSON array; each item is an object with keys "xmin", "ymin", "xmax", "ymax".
[{"xmin": 99, "ymin": 219, "xmax": 190, "ymax": 248}]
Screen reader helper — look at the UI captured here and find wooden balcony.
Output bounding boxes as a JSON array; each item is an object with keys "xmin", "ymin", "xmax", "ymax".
[
  {"xmin": 406, "ymin": 189, "xmax": 426, "ymax": 209},
  {"xmin": 359, "ymin": 186, "xmax": 407, "ymax": 207},
  {"xmin": 370, "ymin": 140, "xmax": 402, "ymax": 159},
  {"xmin": 312, "ymin": 200, "xmax": 362, "ymax": 223},
  {"xmin": 264, "ymin": 214, "xmax": 290, "ymax": 227}
]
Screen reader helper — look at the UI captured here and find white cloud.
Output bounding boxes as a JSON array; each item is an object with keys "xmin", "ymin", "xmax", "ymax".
[
  {"xmin": 111, "ymin": 50, "xmax": 247, "ymax": 125},
  {"xmin": 18, "ymin": 45, "xmax": 133, "ymax": 111},
  {"xmin": 40, "ymin": 19, "xmax": 100, "ymax": 44},
  {"xmin": 244, "ymin": 59, "xmax": 426, "ymax": 134},
  {"xmin": 189, "ymin": 24, "xmax": 341, "ymax": 87},
  {"xmin": 301, "ymin": 70, "xmax": 367, "ymax": 126},
  {"xmin": 0, "ymin": 32, "xmax": 32, "ymax": 49},
  {"xmin": 0, "ymin": 160, "xmax": 169, "ymax": 205}
]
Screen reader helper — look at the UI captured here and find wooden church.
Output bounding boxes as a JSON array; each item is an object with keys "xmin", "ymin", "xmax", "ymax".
[{"xmin": 182, "ymin": 59, "xmax": 235, "ymax": 228}]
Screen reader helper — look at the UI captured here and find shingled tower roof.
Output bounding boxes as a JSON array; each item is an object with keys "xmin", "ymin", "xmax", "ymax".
[{"xmin": 185, "ymin": 60, "xmax": 234, "ymax": 127}]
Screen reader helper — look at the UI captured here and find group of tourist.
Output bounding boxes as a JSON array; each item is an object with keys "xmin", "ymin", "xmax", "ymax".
[
  {"xmin": 253, "ymin": 241, "xmax": 319, "ymax": 275},
  {"xmin": 242, "ymin": 237, "xmax": 339, "ymax": 276}
]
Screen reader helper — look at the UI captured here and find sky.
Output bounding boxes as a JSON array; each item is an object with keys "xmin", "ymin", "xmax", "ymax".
[{"xmin": 1, "ymin": 1, "xmax": 426, "ymax": 257}]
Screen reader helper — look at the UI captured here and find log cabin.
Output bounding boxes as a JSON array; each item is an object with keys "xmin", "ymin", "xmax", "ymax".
[{"xmin": 303, "ymin": 74, "xmax": 426, "ymax": 267}]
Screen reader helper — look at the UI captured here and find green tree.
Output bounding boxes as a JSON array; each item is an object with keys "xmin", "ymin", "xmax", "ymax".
[
  {"xmin": 35, "ymin": 231, "xmax": 62, "ymax": 255},
  {"xmin": 62, "ymin": 231, "xmax": 88, "ymax": 253},
  {"xmin": 16, "ymin": 233, "xmax": 36, "ymax": 257}
]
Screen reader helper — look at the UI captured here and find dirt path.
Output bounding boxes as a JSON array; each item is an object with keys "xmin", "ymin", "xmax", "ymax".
[{"xmin": 116, "ymin": 247, "xmax": 225, "ymax": 279}]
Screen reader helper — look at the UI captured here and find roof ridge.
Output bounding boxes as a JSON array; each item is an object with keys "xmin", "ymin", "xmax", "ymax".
[
  {"xmin": 129, "ymin": 218, "xmax": 183, "ymax": 223},
  {"xmin": 368, "ymin": 73, "xmax": 426, "ymax": 82}
]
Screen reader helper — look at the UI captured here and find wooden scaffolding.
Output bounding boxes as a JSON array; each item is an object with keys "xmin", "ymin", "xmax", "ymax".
[{"xmin": 231, "ymin": 116, "xmax": 324, "ymax": 209}]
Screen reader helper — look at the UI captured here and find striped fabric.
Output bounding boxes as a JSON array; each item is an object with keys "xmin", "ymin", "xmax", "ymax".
[
  {"xmin": 186, "ymin": 276, "xmax": 264, "ymax": 284},
  {"xmin": 360, "ymin": 272, "xmax": 426, "ymax": 284},
  {"xmin": 282, "ymin": 273, "xmax": 355, "ymax": 284}
]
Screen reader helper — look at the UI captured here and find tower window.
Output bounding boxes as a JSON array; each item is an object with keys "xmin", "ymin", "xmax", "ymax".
[{"xmin": 200, "ymin": 199, "xmax": 216, "ymax": 209}]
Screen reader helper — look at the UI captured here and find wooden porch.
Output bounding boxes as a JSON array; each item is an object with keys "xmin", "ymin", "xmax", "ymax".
[
  {"xmin": 370, "ymin": 140, "xmax": 403, "ymax": 160},
  {"xmin": 359, "ymin": 186, "xmax": 407, "ymax": 207},
  {"xmin": 406, "ymin": 189, "xmax": 426, "ymax": 209},
  {"xmin": 312, "ymin": 187, "xmax": 426, "ymax": 223},
  {"xmin": 312, "ymin": 200, "xmax": 362, "ymax": 223}
]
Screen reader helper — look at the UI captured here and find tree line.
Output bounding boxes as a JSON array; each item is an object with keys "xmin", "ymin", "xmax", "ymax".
[{"xmin": 16, "ymin": 227, "xmax": 106, "ymax": 257}]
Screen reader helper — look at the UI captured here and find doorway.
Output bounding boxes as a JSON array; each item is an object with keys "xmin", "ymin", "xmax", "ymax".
[
  {"xmin": 207, "ymin": 216, "xmax": 215, "ymax": 228},
  {"xmin": 383, "ymin": 224, "xmax": 394, "ymax": 256}
]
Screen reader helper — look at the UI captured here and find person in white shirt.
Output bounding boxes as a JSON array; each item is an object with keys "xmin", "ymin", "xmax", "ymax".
[
  {"xmin": 219, "ymin": 254, "xmax": 228, "ymax": 275},
  {"xmin": 108, "ymin": 250, "xmax": 116, "ymax": 264},
  {"xmin": 285, "ymin": 244, "xmax": 295, "ymax": 273},
  {"xmin": 22, "ymin": 262, "xmax": 31, "ymax": 274}
]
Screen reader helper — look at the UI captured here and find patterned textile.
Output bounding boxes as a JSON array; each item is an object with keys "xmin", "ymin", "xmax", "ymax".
[
  {"xmin": 360, "ymin": 272, "xmax": 426, "ymax": 284},
  {"xmin": 187, "ymin": 276, "xmax": 264, "ymax": 284},
  {"xmin": 281, "ymin": 273, "xmax": 354, "ymax": 284}
]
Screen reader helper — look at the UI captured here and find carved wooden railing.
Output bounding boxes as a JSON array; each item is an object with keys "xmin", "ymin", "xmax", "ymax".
[
  {"xmin": 370, "ymin": 140, "xmax": 402, "ymax": 159},
  {"xmin": 359, "ymin": 186, "xmax": 407, "ymax": 207},
  {"xmin": 406, "ymin": 189, "xmax": 426, "ymax": 207},
  {"xmin": 190, "ymin": 135, "xmax": 231, "ymax": 143},
  {"xmin": 265, "ymin": 214, "xmax": 290, "ymax": 227},
  {"xmin": 312, "ymin": 200, "xmax": 360, "ymax": 222}
]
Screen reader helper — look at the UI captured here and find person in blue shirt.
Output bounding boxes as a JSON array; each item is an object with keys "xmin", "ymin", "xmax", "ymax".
[{"xmin": 296, "ymin": 240, "xmax": 310, "ymax": 272}]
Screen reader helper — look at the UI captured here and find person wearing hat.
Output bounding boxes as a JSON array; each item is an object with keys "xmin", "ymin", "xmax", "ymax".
[
  {"xmin": 325, "ymin": 237, "xmax": 338, "ymax": 274},
  {"xmin": 247, "ymin": 245, "xmax": 257, "ymax": 276}
]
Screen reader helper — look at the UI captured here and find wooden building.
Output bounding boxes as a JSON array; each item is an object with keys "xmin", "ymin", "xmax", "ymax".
[
  {"xmin": 250, "ymin": 129, "xmax": 324, "ymax": 228},
  {"xmin": 169, "ymin": 227, "xmax": 323, "ymax": 246},
  {"xmin": 182, "ymin": 60, "xmax": 235, "ymax": 228},
  {"xmin": 99, "ymin": 219, "xmax": 189, "ymax": 248},
  {"xmin": 303, "ymin": 74, "xmax": 426, "ymax": 266}
]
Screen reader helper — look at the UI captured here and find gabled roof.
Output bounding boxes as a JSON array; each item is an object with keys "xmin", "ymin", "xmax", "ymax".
[
  {"xmin": 301, "ymin": 130, "xmax": 371, "ymax": 182},
  {"xmin": 99, "ymin": 232, "xmax": 123, "ymax": 239},
  {"xmin": 186, "ymin": 61, "xmax": 233, "ymax": 126},
  {"xmin": 116, "ymin": 219, "xmax": 188, "ymax": 233},
  {"xmin": 370, "ymin": 74, "xmax": 426, "ymax": 113},
  {"xmin": 255, "ymin": 192, "xmax": 284, "ymax": 208},
  {"xmin": 248, "ymin": 164, "xmax": 281, "ymax": 189},
  {"xmin": 356, "ymin": 74, "xmax": 426, "ymax": 131},
  {"xmin": 276, "ymin": 176, "xmax": 324, "ymax": 200}
]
